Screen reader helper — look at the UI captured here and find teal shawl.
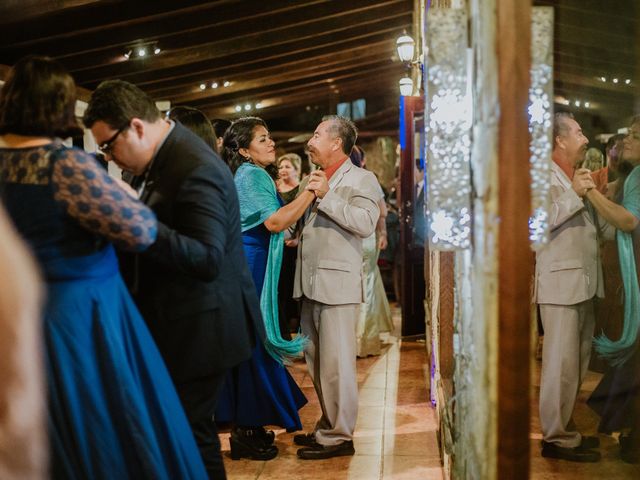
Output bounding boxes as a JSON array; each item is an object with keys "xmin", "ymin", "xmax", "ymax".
[
  {"xmin": 234, "ymin": 162, "xmax": 306, "ymax": 363},
  {"xmin": 594, "ymin": 166, "xmax": 640, "ymax": 366}
]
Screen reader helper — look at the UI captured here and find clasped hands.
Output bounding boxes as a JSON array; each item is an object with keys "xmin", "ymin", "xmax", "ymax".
[
  {"xmin": 305, "ymin": 170, "xmax": 330, "ymax": 199},
  {"xmin": 572, "ymin": 168, "xmax": 596, "ymax": 197}
]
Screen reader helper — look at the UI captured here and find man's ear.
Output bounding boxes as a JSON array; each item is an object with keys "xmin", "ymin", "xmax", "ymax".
[{"xmin": 130, "ymin": 118, "xmax": 145, "ymax": 139}]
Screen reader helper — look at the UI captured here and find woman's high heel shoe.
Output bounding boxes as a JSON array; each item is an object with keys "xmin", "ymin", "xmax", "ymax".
[{"xmin": 230, "ymin": 427, "xmax": 278, "ymax": 461}]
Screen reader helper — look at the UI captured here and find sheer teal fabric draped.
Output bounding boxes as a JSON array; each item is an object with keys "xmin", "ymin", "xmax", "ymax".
[
  {"xmin": 595, "ymin": 166, "xmax": 640, "ymax": 366},
  {"xmin": 235, "ymin": 163, "xmax": 306, "ymax": 363}
]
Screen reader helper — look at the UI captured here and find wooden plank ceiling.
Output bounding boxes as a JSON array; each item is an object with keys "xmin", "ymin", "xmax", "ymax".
[
  {"xmin": 0, "ymin": 1, "xmax": 635, "ymax": 140},
  {"xmin": 0, "ymin": 0, "xmax": 413, "ymax": 138},
  {"xmin": 534, "ymin": 0, "xmax": 638, "ymax": 135}
]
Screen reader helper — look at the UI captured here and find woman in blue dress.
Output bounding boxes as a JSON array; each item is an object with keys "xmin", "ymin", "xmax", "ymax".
[
  {"xmin": 0, "ymin": 56, "xmax": 207, "ymax": 479},
  {"xmin": 216, "ymin": 117, "xmax": 316, "ymax": 460},
  {"xmin": 585, "ymin": 116, "xmax": 640, "ymax": 464}
]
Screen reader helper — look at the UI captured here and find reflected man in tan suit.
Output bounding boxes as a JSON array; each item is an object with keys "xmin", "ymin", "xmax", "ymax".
[
  {"xmin": 293, "ymin": 116, "xmax": 380, "ymax": 460},
  {"xmin": 536, "ymin": 112, "xmax": 603, "ymax": 463}
]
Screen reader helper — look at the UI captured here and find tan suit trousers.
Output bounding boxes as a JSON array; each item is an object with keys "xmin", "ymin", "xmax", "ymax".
[
  {"xmin": 539, "ymin": 299, "xmax": 595, "ymax": 447},
  {"xmin": 301, "ymin": 299, "xmax": 359, "ymax": 446}
]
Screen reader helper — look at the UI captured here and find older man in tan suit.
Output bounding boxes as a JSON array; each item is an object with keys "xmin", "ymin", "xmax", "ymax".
[
  {"xmin": 536, "ymin": 112, "xmax": 603, "ymax": 463},
  {"xmin": 293, "ymin": 116, "xmax": 380, "ymax": 460}
]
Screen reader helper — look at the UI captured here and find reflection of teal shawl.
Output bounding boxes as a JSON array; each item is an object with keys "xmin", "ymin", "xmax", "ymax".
[
  {"xmin": 234, "ymin": 162, "xmax": 306, "ymax": 363},
  {"xmin": 595, "ymin": 166, "xmax": 640, "ymax": 366}
]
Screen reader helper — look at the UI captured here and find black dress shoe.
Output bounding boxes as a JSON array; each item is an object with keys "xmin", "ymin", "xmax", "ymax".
[
  {"xmin": 580, "ymin": 436, "xmax": 600, "ymax": 449},
  {"xmin": 541, "ymin": 442, "xmax": 600, "ymax": 463},
  {"xmin": 230, "ymin": 427, "xmax": 278, "ymax": 461},
  {"xmin": 297, "ymin": 440, "xmax": 355, "ymax": 460},
  {"xmin": 293, "ymin": 432, "xmax": 316, "ymax": 447}
]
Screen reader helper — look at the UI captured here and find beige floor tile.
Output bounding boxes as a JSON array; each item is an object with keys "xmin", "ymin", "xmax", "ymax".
[{"xmin": 382, "ymin": 455, "xmax": 444, "ymax": 480}]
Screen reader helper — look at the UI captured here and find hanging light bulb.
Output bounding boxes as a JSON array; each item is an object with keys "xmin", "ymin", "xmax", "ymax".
[
  {"xmin": 396, "ymin": 32, "xmax": 415, "ymax": 63},
  {"xmin": 399, "ymin": 76, "xmax": 413, "ymax": 96}
]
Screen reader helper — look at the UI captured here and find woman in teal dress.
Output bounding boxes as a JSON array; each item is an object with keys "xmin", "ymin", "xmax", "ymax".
[
  {"xmin": 585, "ymin": 116, "xmax": 640, "ymax": 464},
  {"xmin": 0, "ymin": 56, "xmax": 207, "ymax": 479},
  {"xmin": 216, "ymin": 117, "xmax": 316, "ymax": 460}
]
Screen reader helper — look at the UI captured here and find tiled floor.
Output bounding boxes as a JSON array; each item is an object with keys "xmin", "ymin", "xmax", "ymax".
[
  {"xmin": 221, "ymin": 305, "xmax": 443, "ymax": 479},
  {"xmin": 530, "ymin": 351, "xmax": 640, "ymax": 479}
]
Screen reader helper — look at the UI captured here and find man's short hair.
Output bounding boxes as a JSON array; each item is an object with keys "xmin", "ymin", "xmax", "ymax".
[
  {"xmin": 553, "ymin": 112, "xmax": 574, "ymax": 140},
  {"xmin": 322, "ymin": 115, "xmax": 358, "ymax": 154},
  {"xmin": 552, "ymin": 112, "xmax": 576, "ymax": 150},
  {"xmin": 83, "ymin": 80, "xmax": 161, "ymax": 129}
]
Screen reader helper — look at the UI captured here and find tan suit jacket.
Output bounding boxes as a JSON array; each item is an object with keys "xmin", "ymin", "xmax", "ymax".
[
  {"xmin": 534, "ymin": 162, "xmax": 604, "ymax": 305},
  {"xmin": 294, "ymin": 159, "xmax": 380, "ymax": 305}
]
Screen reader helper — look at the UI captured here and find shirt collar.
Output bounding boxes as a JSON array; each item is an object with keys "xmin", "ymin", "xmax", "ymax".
[{"xmin": 323, "ymin": 156, "xmax": 349, "ymax": 181}]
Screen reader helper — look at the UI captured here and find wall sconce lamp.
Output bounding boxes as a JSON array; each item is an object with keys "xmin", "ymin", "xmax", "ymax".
[
  {"xmin": 396, "ymin": 32, "xmax": 416, "ymax": 63},
  {"xmin": 395, "ymin": 31, "xmax": 423, "ymax": 96},
  {"xmin": 399, "ymin": 76, "xmax": 414, "ymax": 96}
]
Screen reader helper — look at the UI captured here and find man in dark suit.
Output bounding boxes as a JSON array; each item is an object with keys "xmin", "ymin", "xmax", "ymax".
[{"xmin": 84, "ymin": 80, "xmax": 262, "ymax": 479}]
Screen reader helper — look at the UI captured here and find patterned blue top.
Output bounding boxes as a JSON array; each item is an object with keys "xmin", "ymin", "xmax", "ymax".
[{"xmin": 0, "ymin": 142, "xmax": 157, "ymax": 260}]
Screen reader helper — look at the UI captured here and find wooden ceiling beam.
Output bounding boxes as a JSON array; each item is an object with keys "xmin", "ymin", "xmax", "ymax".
[
  {"xmin": 197, "ymin": 70, "xmax": 402, "ymax": 119},
  {"xmin": 158, "ymin": 51, "xmax": 396, "ymax": 105},
  {"xmin": 141, "ymin": 38, "xmax": 395, "ymax": 95},
  {"xmin": 0, "ymin": 0, "xmax": 325, "ymax": 56},
  {"xmin": 61, "ymin": 0, "xmax": 410, "ymax": 76},
  {"xmin": 0, "ymin": 0, "xmax": 104, "ymax": 25},
  {"xmin": 73, "ymin": 13, "xmax": 410, "ymax": 86},
  {"xmin": 187, "ymin": 63, "xmax": 403, "ymax": 112},
  {"xmin": 89, "ymin": 24, "xmax": 407, "ymax": 90}
]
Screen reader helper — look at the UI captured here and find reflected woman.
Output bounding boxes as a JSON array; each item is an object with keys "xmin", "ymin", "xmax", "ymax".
[{"xmin": 585, "ymin": 116, "xmax": 640, "ymax": 464}]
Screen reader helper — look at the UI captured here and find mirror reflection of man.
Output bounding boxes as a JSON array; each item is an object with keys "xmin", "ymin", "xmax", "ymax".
[{"xmin": 536, "ymin": 112, "xmax": 602, "ymax": 463}]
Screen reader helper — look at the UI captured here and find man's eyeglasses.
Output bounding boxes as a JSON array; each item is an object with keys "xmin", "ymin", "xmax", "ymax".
[{"xmin": 98, "ymin": 127, "xmax": 124, "ymax": 155}]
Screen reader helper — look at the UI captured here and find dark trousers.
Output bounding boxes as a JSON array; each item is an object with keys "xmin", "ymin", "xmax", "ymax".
[{"xmin": 176, "ymin": 372, "xmax": 228, "ymax": 480}]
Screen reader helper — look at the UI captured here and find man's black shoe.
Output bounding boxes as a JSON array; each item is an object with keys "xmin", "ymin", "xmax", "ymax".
[
  {"xmin": 293, "ymin": 432, "xmax": 316, "ymax": 447},
  {"xmin": 580, "ymin": 436, "xmax": 599, "ymax": 449},
  {"xmin": 541, "ymin": 442, "xmax": 600, "ymax": 463},
  {"xmin": 297, "ymin": 440, "xmax": 355, "ymax": 460}
]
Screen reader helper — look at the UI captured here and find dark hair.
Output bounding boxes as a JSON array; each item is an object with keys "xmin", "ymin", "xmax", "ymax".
[
  {"xmin": 0, "ymin": 55, "xmax": 82, "ymax": 138},
  {"xmin": 606, "ymin": 133, "xmax": 626, "ymax": 154},
  {"xmin": 83, "ymin": 79, "xmax": 161, "ymax": 130},
  {"xmin": 168, "ymin": 106, "xmax": 217, "ymax": 152},
  {"xmin": 349, "ymin": 145, "xmax": 363, "ymax": 167},
  {"xmin": 611, "ymin": 118, "xmax": 640, "ymax": 202},
  {"xmin": 322, "ymin": 115, "xmax": 358, "ymax": 154},
  {"xmin": 222, "ymin": 116, "xmax": 268, "ymax": 174},
  {"xmin": 553, "ymin": 112, "xmax": 575, "ymax": 146},
  {"xmin": 211, "ymin": 118, "xmax": 232, "ymax": 140}
]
